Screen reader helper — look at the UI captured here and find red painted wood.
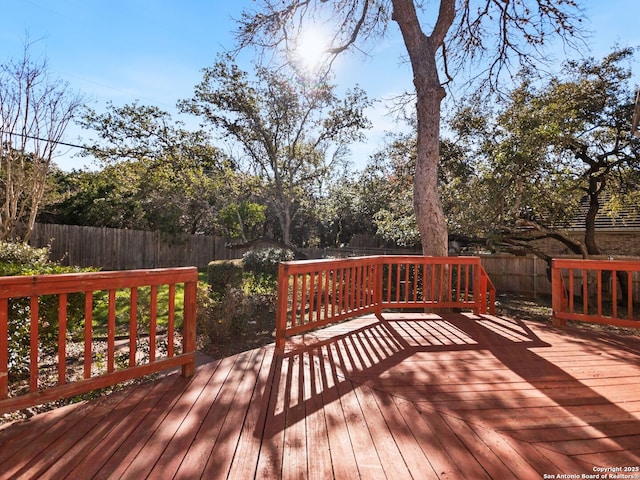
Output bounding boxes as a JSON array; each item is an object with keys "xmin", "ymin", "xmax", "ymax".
[
  {"xmin": 118, "ymin": 357, "xmax": 228, "ymax": 478},
  {"xmin": 2, "ymin": 313, "xmax": 639, "ymax": 479},
  {"xmin": 83, "ymin": 292, "xmax": 93, "ymax": 379},
  {"xmin": 107, "ymin": 289, "xmax": 116, "ymax": 374},
  {"xmin": 552, "ymin": 258, "xmax": 640, "ymax": 329},
  {"xmin": 255, "ymin": 352, "xmax": 287, "ymax": 478},
  {"xmin": 168, "ymin": 283, "xmax": 176, "ymax": 357},
  {"xmin": 64, "ymin": 373, "xmax": 181, "ymax": 479},
  {"xmin": 90, "ymin": 366, "xmax": 213, "ymax": 480},
  {"xmin": 29, "ymin": 296, "xmax": 39, "ymax": 392},
  {"xmin": 0, "ymin": 298, "xmax": 7, "ymax": 399},
  {"xmin": 225, "ymin": 346, "xmax": 277, "ymax": 480},
  {"xmin": 276, "ymin": 256, "xmax": 497, "ymax": 345},
  {"xmin": 164, "ymin": 351, "xmax": 252, "ymax": 479},
  {"xmin": 57, "ymin": 294, "xmax": 67, "ymax": 385},
  {"xmin": 129, "ymin": 287, "xmax": 137, "ymax": 368},
  {"xmin": 150, "ymin": 284, "xmax": 157, "ymax": 363}
]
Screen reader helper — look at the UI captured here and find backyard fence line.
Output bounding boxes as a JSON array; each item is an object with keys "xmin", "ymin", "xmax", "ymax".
[
  {"xmin": 29, "ymin": 223, "xmax": 249, "ymax": 270},
  {"xmin": 27, "ymin": 224, "xmax": 640, "ymax": 300}
]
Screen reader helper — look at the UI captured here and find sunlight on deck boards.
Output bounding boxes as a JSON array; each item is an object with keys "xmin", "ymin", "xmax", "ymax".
[{"xmin": 1, "ymin": 312, "xmax": 640, "ymax": 479}]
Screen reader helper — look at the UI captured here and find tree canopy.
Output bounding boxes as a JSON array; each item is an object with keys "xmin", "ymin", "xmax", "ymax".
[
  {"xmin": 235, "ymin": 0, "xmax": 585, "ymax": 256},
  {"xmin": 448, "ymin": 48, "xmax": 640, "ymax": 259},
  {"xmin": 178, "ymin": 56, "xmax": 371, "ymax": 246}
]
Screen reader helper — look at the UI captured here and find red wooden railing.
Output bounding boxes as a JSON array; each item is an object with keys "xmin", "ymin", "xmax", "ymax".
[
  {"xmin": 0, "ymin": 267, "xmax": 198, "ymax": 415},
  {"xmin": 551, "ymin": 258, "xmax": 640, "ymax": 329},
  {"xmin": 276, "ymin": 256, "xmax": 496, "ymax": 347}
]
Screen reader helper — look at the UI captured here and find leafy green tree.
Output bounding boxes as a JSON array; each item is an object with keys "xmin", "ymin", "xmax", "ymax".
[
  {"xmin": 236, "ymin": 0, "xmax": 584, "ymax": 256},
  {"xmin": 350, "ymin": 132, "xmax": 474, "ymax": 249},
  {"xmin": 450, "ymin": 48, "xmax": 640, "ymax": 258},
  {"xmin": 74, "ymin": 102, "xmax": 262, "ymax": 236},
  {"xmin": 178, "ymin": 56, "xmax": 371, "ymax": 247}
]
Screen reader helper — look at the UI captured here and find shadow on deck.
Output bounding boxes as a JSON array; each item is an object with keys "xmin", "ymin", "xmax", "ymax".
[{"xmin": 1, "ymin": 313, "xmax": 640, "ymax": 479}]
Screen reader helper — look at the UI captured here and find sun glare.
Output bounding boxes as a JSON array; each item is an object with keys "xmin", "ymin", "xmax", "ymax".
[{"xmin": 294, "ymin": 28, "xmax": 330, "ymax": 72}]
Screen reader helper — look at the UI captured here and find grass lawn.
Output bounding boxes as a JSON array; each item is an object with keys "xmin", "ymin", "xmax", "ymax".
[{"xmin": 89, "ymin": 272, "xmax": 207, "ymax": 337}]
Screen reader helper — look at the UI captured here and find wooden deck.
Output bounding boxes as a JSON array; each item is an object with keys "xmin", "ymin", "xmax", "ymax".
[{"xmin": 1, "ymin": 312, "xmax": 640, "ymax": 479}]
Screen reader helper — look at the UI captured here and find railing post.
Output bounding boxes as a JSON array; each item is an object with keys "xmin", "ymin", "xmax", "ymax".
[
  {"xmin": 480, "ymin": 272, "xmax": 488, "ymax": 314},
  {"xmin": 374, "ymin": 257, "xmax": 384, "ymax": 320},
  {"xmin": 275, "ymin": 262, "xmax": 289, "ymax": 350},
  {"xmin": 551, "ymin": 259, "xmax": 566, "ymax": 328},
  {"xmin": 473, "ymin": 259, "xmax": 482, "ymax": 315},
  {"xmin": 181, "ymin": 278, "xmax": 197, "ymax": 378}
]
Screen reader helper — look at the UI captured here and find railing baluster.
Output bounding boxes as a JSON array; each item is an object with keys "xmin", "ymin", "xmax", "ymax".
[
  {"xmin": 58, "ymin": 294, "xmax": 68, "ymax": 385},
  {"xmin": 308, "ymin": 271, "xmax": 315, "ymax": 325},
  {"xmin": 84, "ymin": 292, "xmax": 93, "ymax": 379},
  {"xmin": 611, "ymin": 270, "xmax": 618, "ymax": 319},
  {"xmin": 323, "ymin": 269, "xmax": 329, "ymax": 320},
  {"xmin": 582, "ymin": 269, "xmax": 588, "ymax": 315},
  {"xmin": 129, "ymin": 287, "xmax": 138, "ymax": 368},
  {"xmin": 301, "ymin": 273, "xmax": 308, "ymax": 326},
  {"xmin": 150, "ymin": 285, "xmax": 157, "ymax": 363},
  {"xmin": 552, "ymin": 259, "xmax": 640, "ymax": 329},
  {"xmin": 629, "ymin": 271, "xmax": 634, "ymax": 320},
  {"xmin": 168, "ymin": 284, "xmax": 175, "ymax": 357},
  {"xmin": 1, "ymin": 298, "xmax": 8, "ymax": 399},
  {"xmin": 274, "ymin": 256, "xmax": 497, "ymax": 344},
  {"xmin": 597, "ymin": 270, "xmax": 602, "ymax": 318},
  {"xmin": 108, "ymin": 289, "xmax": 116, "ymax": 374},
  {"xmin": 30, "ymin": 296, "xmax": 39, "ymax": 393},
  {"xmin": 568, "ymin": 269, "xmax": 574, "ymax": 313},
  {"xmin": 291, "ymin": 273, "xmax": 299, "ymax": 329},
  {"xmin": 0, "ymin": 268, "xmax": 197, "ymax": 415}
]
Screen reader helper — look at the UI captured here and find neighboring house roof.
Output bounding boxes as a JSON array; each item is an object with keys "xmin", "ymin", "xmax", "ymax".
[{"xmin": 569, "ymin": 194, "xmax": 640, "ymax": 231}]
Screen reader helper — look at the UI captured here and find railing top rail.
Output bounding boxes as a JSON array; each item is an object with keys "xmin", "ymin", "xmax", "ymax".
[
  {"xmin": 280, "ymin": 255, "xmax": 483, "ymax": 269},
  {"xmin": 0, "ymin": 266, "xmax": 198, "ymax": 298},
  {"xmin": 552, "ymin": 258, "xmax": 640, "ymax": 271}
]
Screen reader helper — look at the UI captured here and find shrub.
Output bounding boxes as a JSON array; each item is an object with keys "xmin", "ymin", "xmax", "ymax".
[
  {"xmin": 197, "ymin": 285, "xmax": 250, "ymax": 345},
  {"xmin": 0, "ymin": 242, "xmax": 95, "ymax": 378},
  {"xmin": 242, "ymin": 248, "xmax": 294, "ymax": 296},
  {"xmin": 207, "ymin": 259, "xmax": 243, "ymax": 298},
  {"xmin": 242, "ymin": 248, "xmax": 294, "ymax": 282}
]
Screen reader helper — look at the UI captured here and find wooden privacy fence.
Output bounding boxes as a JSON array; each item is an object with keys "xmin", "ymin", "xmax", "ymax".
[
  {"xmin": 276, "ymin": 255, "xmax": 496, "ymax": 348},
  {"xmin": 0, "ymin": 267, "xmax": 198, "ymax": 415},
  {"xmin": 30, "ymin": 223, "xmax": 246, "ymax": 270},
  {"xmin": 552, "ymin": 258, "xmax": 640, "ymax": 329}
]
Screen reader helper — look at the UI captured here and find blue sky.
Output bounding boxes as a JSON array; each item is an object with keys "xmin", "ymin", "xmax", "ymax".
[{"xmin": 3, "ymin": 0, "xmax": 639, "ymax": 171}]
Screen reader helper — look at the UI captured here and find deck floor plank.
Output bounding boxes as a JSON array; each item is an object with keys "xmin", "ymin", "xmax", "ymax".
[
  {"xmin": 225, "ymin": 346, "xmax": 278, "ymax": 480},
  {"xmin": 314, "ymin": 344, "xmax": 360, "ymax": 479},
  {"xmin": 90, "ymin": 371, "xmax": 197, "ymax": 480},
  {"xmin": 116, "ymin": 355, "xmax": 230, "ymax": 479},
  {"xmin": 64, "ymin": 375, "xmax": 180, "ymax": 478},
  {"xmin": 2, "ymin": 313, "xmax": 640, "ymax": 479},
  {"xmin": 200, "ymin": 346, "xmax": 272, "ymax": 479},
  {"xmin": 254, "ymin": 351, "xmax": 287, "ymax": 479},
  {"xmin": 302, "ymin": 349, "xmax": 334, "ymax": 480},
  {"xmin": 43, "ymin": 372, "xmax": 182, "ymax": 480},
  {"xmin": 160, "ymin": 348, "xmax": 251, "ymax": 479}
]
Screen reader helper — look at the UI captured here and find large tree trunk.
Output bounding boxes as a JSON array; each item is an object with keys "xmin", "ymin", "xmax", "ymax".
[
  {"xmin": 584, "ymin": 176, "xmax": 602, "ymax": 255},
  {"xmin": 392, "ymin": 0, "xmax": 453, "ymax": 257},
  {"xmin": 413, "ymin": 67, "xmax": 448, "ymax": 256}
]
